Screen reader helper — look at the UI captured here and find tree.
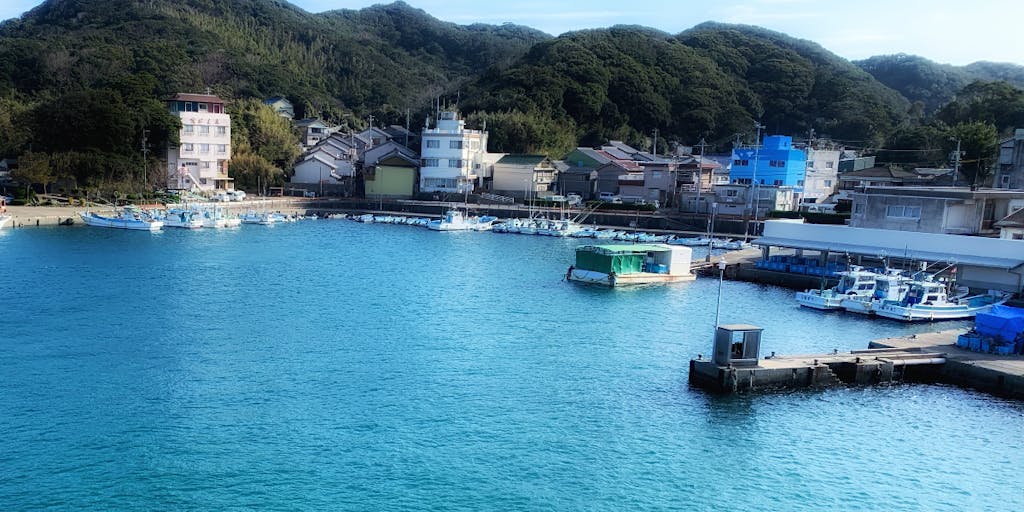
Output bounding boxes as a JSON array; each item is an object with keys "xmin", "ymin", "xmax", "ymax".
[
  {"xmin": 947, "ymin": 122, "xmax": 998, "ymax": 186},
  {"xmin": 229, "ymin": 143, "xmax": 283, "ymax": 195},
  {"xmin": 229, "ymin": 98, "xmax": 300, "ymax": 173},
  {"xmin": 11, "ymin": 151, "xmax": 51, "ymax": 199}
]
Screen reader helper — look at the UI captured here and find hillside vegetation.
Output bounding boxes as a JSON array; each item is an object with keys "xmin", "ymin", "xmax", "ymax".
[{"xmin": 0, "ymin": 0, "xmax": 1022, "ymax": 192}]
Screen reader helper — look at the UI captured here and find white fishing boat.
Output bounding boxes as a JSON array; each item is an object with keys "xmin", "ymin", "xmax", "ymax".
[
  {"xmin": 795, "ymin": 266, "xmax": 879, "ymax": 310},
  {"xmin": 239, "ymin": 210, "xmax": 276, "ymax": 225},
  {"xmin": 79, "ymin": 207, "xmax": 163, "ymax": 231},
  {"xmin": 567, "ymin": 244, "xmax": 695, "ymax": 286},
  {"xmin": 427, "ymin": 209, "xmax": 474, "ymax": 231},
  {"xmin": 160, "ymin": 208, "xmax": 204, "ymax": 229},
  {"xmin": 875, "ymin": 280, "xmax": 1011, "ymax": 322},
  {"xmin": 201, "ymin": 206, "xmax": 241, "ymax": 228},
  {"xmin": 840, "ymin": 270, "xmax": 910, "ymax": 315},
  {"xmin": 670, "ymin": 236, "xmax": 713, "ymax": 246},
  {"xmin": 0, "ymin": 213, "xmax": 11, "ymax": 229}
]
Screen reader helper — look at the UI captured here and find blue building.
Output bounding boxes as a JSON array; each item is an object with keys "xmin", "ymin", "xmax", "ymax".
[{"xmin": 729, "ymin": 135, "xmax": 807, "ymax": 190}]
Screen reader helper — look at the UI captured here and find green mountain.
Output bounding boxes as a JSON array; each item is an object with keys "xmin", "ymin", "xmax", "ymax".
[
  {"xmin": 855, "ymin": 54, "xmax": 1024, "ymax": 113},
  {"xmin": 461, "ymin": 23, "xmax": 910, "ymax": 155},
  {"xmin": 0, "ymin": 0, "xmax": 549, "ymax": 122}
]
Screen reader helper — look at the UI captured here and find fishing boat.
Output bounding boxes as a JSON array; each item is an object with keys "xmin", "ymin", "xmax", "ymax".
[
  {"xmin": 875, "ymin": 279, "xmax": 1011, "ymax": 322},
  {"xmin": 79, "ymin": 207, "xmax": 163, "ymax": 231},
  {"xmin": 239, "ymin": 210, "xmax": 276, "ymax": 225},
  {"xmin": 795, "ymin": 266, "xmax": 879, "ymax": 310},
  {"xmin": 566, "ymin": 244, "xmax": 695, "ymax": 286},
  {"xmin": 160, "ymin": 208, "xmax": 204, "ymax": 229},
  {"xmin": 427, "ymin": 209, "xmax": 474, "ymax": 231},
  {"xmin": 0, "ymin": 213, "xmax": 11, "ymax": 229},
  {"xmin": 670, "ymin": 236, "xmax": 714, "ymax": 246},
  {"xmin": 201, "ymin": 206, "xmax": 241, "ymax": 228},
  {"xmin": 840, "ymin": 270, "xmax": 910, "ymax": 315}
]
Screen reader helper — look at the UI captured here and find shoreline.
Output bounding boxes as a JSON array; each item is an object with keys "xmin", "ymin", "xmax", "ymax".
[{"xmin": 2, "ymin": 198, "xmax": 310, "ymax": 228}]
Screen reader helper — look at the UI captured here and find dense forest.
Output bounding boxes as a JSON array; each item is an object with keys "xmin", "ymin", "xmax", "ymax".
[{"xmin": 0, "ymin": 0, "xmax": 1023, "ymax": 194}]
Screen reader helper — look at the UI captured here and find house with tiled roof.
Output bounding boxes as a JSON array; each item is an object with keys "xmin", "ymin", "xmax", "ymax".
[
  {"xmin": 994, "ymin": 206, "xmax": 1024, "ymax": 240},
  {"xmin": 264, "ymin": 96, "xmax": 294, "ymax": 119}
]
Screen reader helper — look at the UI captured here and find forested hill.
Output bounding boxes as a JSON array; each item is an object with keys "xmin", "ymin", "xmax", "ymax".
[
  {"xmin": 856, "ymin": 54, "xmax": 1024, "ymax": 113},
  {"xmin": 0, "ymin": 0, "xmax": 549, "ymax": 122},
  {"xmin": 461, "ymin": 23, "xmax": 910, "ymax": 155}
]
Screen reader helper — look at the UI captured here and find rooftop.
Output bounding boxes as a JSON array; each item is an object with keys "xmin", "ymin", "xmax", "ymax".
[{"xmin": 168, "ymin": 93, "xmax": 225, "ymax": 104}]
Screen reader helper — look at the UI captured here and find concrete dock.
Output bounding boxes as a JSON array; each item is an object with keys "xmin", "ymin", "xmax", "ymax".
[
  {"xmin": 690, "ymin": 327, "xmax": 1024, "ymax": 399},
  {"xmin": 870, "ymin": 330, "xmax": 1024, "ymax": 399}
]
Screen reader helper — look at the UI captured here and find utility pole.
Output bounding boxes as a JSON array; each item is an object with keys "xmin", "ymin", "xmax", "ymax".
[
  {"xmin": 695, "ymin": 138, "xmax": 708, "ymax": 213},
  {"xmin": 141, "ymin": 129, "xmax": 149, "ymax": 190},
  {"xmin": 746, "ymin": 122, "xmax": 764, "ymax": 241},
  {"xmin": 652, "ymin": 128, "xmax": 659, "ymax": 155},
  {"xmin": 950, "ymin": 137, "xmax": 962, "ymax": 187}
]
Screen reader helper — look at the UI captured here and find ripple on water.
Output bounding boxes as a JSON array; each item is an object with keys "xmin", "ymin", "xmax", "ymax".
[{"xmin": 1, "ymin": 223, "xmax": 1021, "ymax": 510}]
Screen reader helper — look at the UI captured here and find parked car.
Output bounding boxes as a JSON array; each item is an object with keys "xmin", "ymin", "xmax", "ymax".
[
  {"xmin": 211, "ymin": 192, "xmax": 230, "ymax": 202},
  {"xmin": 598, "ymin": 192, "xmax": 622, "ymax": 203},
  {"xmin": 228, "ymin": 190, "xmax": 246, "ymax": 201},
  {"xmin": 566, "ymin": 193, "xmax": 582, "ymax": 206}
]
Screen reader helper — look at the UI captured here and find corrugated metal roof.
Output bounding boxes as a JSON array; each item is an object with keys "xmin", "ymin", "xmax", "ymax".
[{"xmin": 168, "ymin": 93, "xmax": 224, "ymax": 103}]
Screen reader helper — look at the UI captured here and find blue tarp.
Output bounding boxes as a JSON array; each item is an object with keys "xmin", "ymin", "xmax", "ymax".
[{"xmin": 975, "ymin": 305, "xmax": 1024, "ymax": 343}]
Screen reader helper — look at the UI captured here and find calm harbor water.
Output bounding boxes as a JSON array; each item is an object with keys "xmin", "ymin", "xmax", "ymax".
[{"xmin": 2, "ymin": 222, "xmax": 1022, "ymax": 510}]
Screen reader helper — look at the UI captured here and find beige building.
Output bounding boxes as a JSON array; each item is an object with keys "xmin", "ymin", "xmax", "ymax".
[{"xmin": 166, "ymin": 93, "xmax": 232, "ymax": 192}]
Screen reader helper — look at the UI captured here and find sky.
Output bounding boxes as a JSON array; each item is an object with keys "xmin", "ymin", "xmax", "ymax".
[{"xmin": 0, "ymin": 0, "xmax": 1020, "ymax": 66}]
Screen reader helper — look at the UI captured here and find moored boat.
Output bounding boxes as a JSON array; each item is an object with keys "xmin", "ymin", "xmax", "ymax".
[
  {"xmin": 875, "ymin": 280, "xmax": 1011, "ymax": 322},
  {"xmin": 79, "ymin": 207, "xmax": 163, "ymax": 231},
  {"xmin": 566, "ymin": 244, "xmax": 695, "ymax": 286},
  {"xmin": 795, "ymin": 266, "xmax": 878, "ymax": 310},
  {"xmin": 840, "ymin": 270, "xmax": 910, "ymax": 315},
  {"xmin": 160, "ymin": 208, "xmax": 204, "ymax": 229},
  {"xmin": 0, "ymin": 213, "xmax": 11, "ymax": 229}
]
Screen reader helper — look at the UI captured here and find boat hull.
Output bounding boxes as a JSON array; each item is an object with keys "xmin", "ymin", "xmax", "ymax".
[
  {"xmin": 875, "ymin": 299, "xmax": 1005, "ymax": 322},
  {"xmin": 567, "ymin": 269, "xmax": 695, "ymax": 287},
  {"xmin": 79, "ymin": 212, "xmax": 163, "ymax": 231},
  {"xmin": 795, "ymin": 290, "xmax": 848, "ymax": 310}
]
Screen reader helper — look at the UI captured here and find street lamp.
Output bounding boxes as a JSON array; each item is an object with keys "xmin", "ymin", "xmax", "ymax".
[
  {"xmin": 705, "ymin": 202, "xmax": 718, "ymax": 263},
  {"xmin": 714, "ymin": 258, "xmax": 727, "ymax": 331},
  {"xmin": 746, "ymin": 122, "xmax": 764, "ymax": 242}
]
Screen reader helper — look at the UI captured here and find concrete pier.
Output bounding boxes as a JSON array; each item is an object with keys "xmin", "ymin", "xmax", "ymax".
[
  {"xmin": 689, "ymin": 346, "xmax": 947, "ymax": 393},
  {"xmin": 870, "ymin": 330, "xmax": 1024, "ymax": 399},
  {"xmin": 690, "ymin": 328, "xmax": 1024, "ymax": 399}
]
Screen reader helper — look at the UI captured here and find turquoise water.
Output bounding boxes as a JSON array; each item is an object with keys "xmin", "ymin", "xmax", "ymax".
[{"xmin": 2, "ymin": 222, "xmax": 1022, "ymax": 510}]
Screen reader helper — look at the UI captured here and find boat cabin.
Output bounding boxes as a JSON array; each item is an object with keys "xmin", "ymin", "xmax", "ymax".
[
  {"xmin": 901, "ymin": 282, "xmax": 947, "ymax": 306},
  {"xmin": 568, "ymin": 244, "xmax": 694, "ymax": 286}
]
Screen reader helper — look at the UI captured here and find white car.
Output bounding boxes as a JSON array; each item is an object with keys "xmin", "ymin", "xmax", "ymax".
[
  {"xmin": 211, "ymin": 192, "xmax": 230, "ymax": 202},
  {"xmin": 228, "ymin": 190, "xmax": 246, "ymax": 201}
]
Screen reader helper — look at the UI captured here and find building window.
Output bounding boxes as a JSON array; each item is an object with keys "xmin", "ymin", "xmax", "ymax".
[
  {"xmin": 1013, "ymin": 233, "xmax": 1023, "ymax": 240},
  {"xmin": 422, "ymin": 158, "xmax": 438, "ymax": 167},
  {"xmin": 216, "ymin": 126, "xmax": 227, "ymax": 136},
  {"xmin": 726, "ymin": 189, "xmax": 738, "ymax": 197},
  {"xmin": 201, "ymin": 162, "xmax": 211, "ymax": 169},
  {"xmin": 854, "ymin": 203, "xmax": 864, "ymax": 214},
  {"xmin": 824, "ymin": 179, "xmax": 833, "ymax": 187},
  {"xmin": 426, "ymin": 139, "xmax": 440, "ymax": 149},
  {"xmin": 773, "ymin": 180, "xmax": 783, "ymax": 186},
  {"xmin": 184, "ymin": 125, "xmax": 194, "ymax": 135},
  {"xmin": 217, "ymin": 145, "xmax": 227, "ymax": 154},
  {"xmin": 732, "ymin": 159, "xmax": 749, "ymax": 166},
  {"xmin": 198, "ymin": 103, "xmax": 208, "ymax": 112},
  {"xmin": 199, "ymin": 125, "xmax": 210, "ymax": 136},
  {"xmin": 182, "ymin": 143, "xmax": 194, "ymax": 152},
  {"xmin": 199, "ymin": 144, "xmax": 210, "ymax": 154},
  {"xmin": 450, "ymin": 140, "xmax": 464, "ymax": 149},
  {"xmin": 886, "ymin": 205, "xmax": 921, "ymax": 219},
  {"xmin": 797, "ymin": 180, "xmax": 805, "ymax": 186},
  {"xmin": 448, "ymin": 159, "xmax": 463, "ymax": 168},
  {"xmin": 826, "ymin": 161, "xmax": 834, "ymax": 168},
  {"xmin": 769, "ymin": 160, "xmax": 785, "ymax": 168}
]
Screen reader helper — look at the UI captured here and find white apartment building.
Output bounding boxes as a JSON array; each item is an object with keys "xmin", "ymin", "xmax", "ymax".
[
  {"xmin": 801, "ymin": 147, "xmax": 841, "ymax": 204},
  {"xmin": 419, "ymin": 111, "xmax": 493, "ymax": 193},
  {"xmin": 166, "ymin": 93, "xmax": 232, "ymax": 192}
]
